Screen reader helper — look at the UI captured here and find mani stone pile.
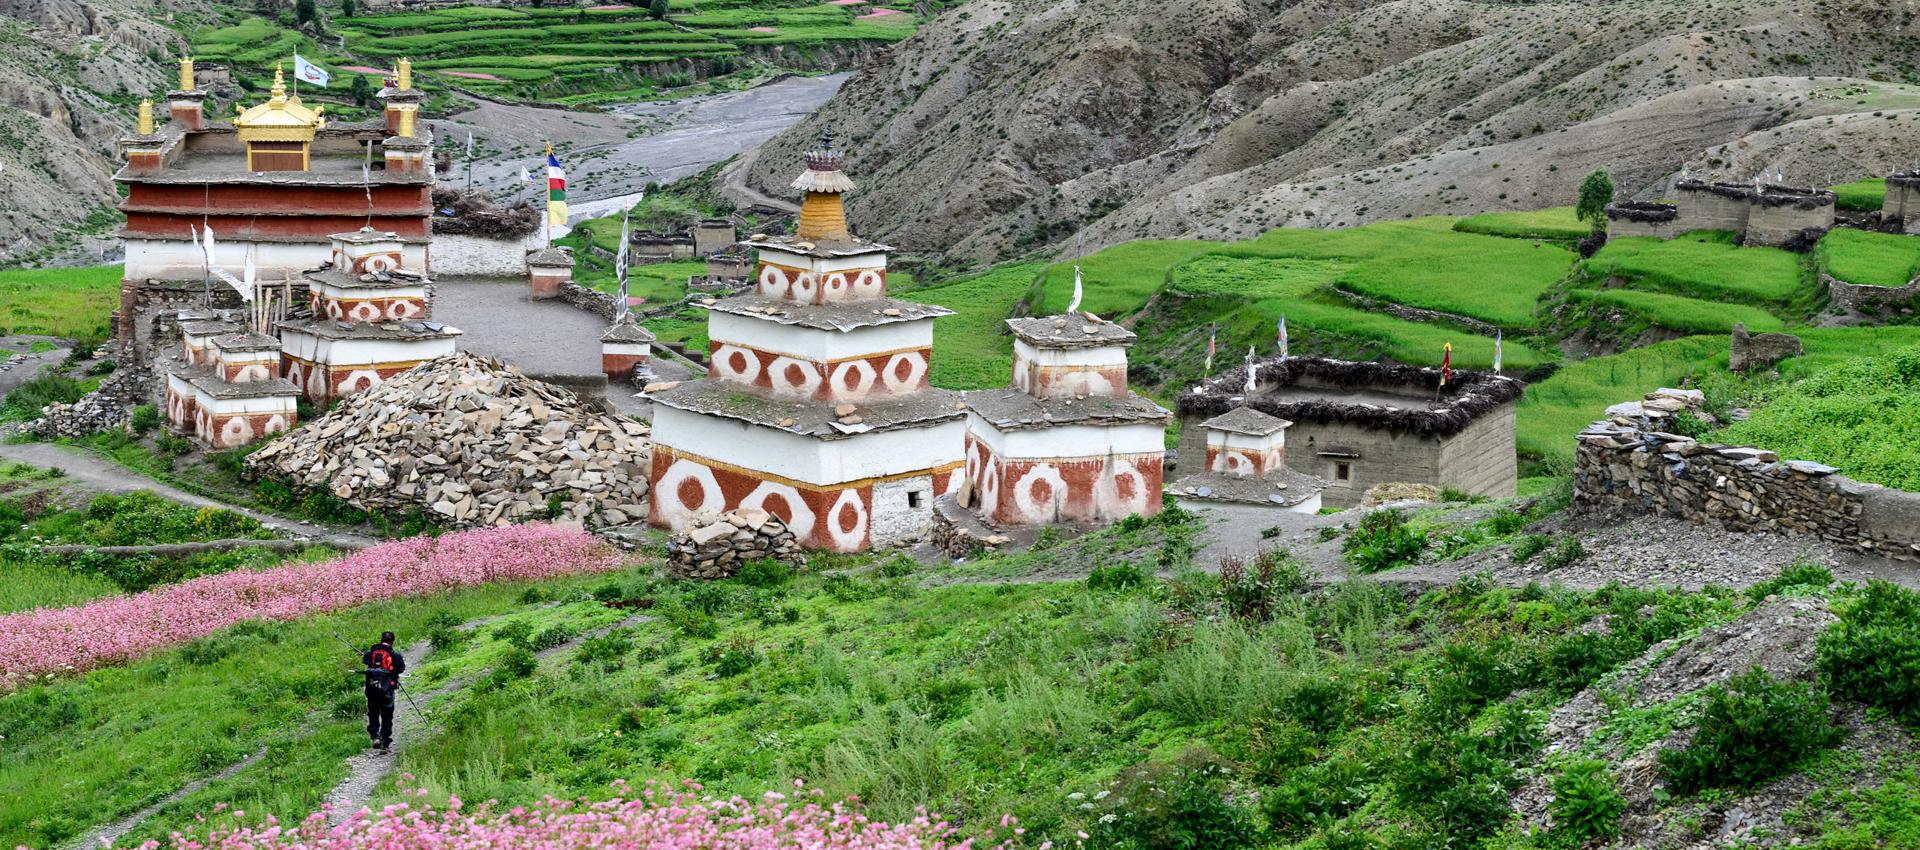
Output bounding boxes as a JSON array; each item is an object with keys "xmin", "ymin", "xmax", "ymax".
[
  {"xmin": 667, "ymin": 508, "xmax": 803, "ymax": 579},
  {"xmin": 247, "ymin": 353, "xmax": 651, "ymax": 529}
]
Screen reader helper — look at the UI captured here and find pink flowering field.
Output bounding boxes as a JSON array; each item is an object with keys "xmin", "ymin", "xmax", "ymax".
[
  {"xmin": 140, "ymin": 783, "xmax": 1030, "ymax": 850},
  {"xmin": 0, "ymin": 524, "xmax": 623, "ymax": 688}
]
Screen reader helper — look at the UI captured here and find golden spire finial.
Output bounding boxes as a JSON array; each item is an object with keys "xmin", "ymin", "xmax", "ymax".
[
  {"xmin": 270, "ymin": 65, "xmax": 287, "ymax": 101},
  {"xmin": 137, "ymin": 99, "xmax": 154, "ymax": 135},
  {"xmin": 397, "ymin": 106, "xmax": 415, "ymax": 137},
  {"xmin": 179, "ymin": 56, "xmax": 194, "ymax": 92},
  {"xmin": 397, "ymin": 58, "xmax": 412, "ymax": 91}
]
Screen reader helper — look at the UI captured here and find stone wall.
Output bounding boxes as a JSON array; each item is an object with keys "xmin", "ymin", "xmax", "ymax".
[
  {"xmin": 1729, "ymin": 323, "xmax": 1803, "ymax": 373},
  {"xmin": 430, "ymin": 232, "xmax": 545, "ymax": 277},
  {"xmin": 666, "ymin": 509, "xmax": 803, "ymax": 579},
  {"xmin": 1605, "ymin": 201, "xmax": 1679, "ymax": 239},
  {"xmin": 1673, "ymin": 182, "xmax": 1752, "ymax": 234},
  {"xmin": 1574, "ymin": 389, "xmax": 1920, "ymax": 561},
  {"xmin": 1826, "ymin": 272, "xmax": 1920, "ymax": 313},
  {"xmin": 1746, "ymin": 199, "xmax": 1833, "ymax": 248},
  {"xmin": 1886, "ymin": 173, "xmax": 1920, "ymax": 233}
]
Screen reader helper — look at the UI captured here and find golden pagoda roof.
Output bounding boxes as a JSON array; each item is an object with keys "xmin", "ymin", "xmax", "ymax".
[{"xmin": 235, "ymin": 66, "xmax": 324, "ymax": 143}]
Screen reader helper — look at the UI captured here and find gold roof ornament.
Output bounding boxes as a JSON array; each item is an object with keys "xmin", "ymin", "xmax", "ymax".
[
  {"xmin": 137, "ymin": 99, "xmax": 154, "ymax": 135},
  {"xmin": 397, "ymin": 57, "xmax": 412, "ymax": 91},
  {"xmin": 179, "ymin": 56, "xmax": 195, "ymax": 92},
  {"xmin": 234, "ymin": 65, "xmax": 325, "ymax": 144}
]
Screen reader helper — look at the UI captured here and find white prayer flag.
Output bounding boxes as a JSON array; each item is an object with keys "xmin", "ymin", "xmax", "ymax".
[{"xmin": 293, "ymin": 54, "xmax": 331, "ymax": 87}]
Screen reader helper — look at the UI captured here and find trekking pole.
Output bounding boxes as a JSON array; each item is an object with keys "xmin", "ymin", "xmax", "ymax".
[{"xmin": 335, "ymin": 632, "xmax": 434, "ymax": 724}]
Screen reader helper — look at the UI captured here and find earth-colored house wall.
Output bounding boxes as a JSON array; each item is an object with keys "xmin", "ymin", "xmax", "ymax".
[
  {"xmin": 1886, "ymin": 179, "xmax": 1920, "ymax": 233},
  {"xmin": 1174, "ymin": 402, "xmax": 1515, "ymax": 508},
  {"xmin": 1745, "ymin": 201, "xmax": 1833, "ymax": 247},
  {"xmin": 1673, "ymin": 186, "xmax": 1751, "ymax": 234},
  {"xmin": 1608, "ymin": 218, "xmax": 1676, "ymax": 240}
]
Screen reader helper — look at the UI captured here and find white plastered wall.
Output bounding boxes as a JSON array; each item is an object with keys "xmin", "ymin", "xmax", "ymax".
[
  {"xmin": 654, "ymin": 405, "xmax": 963, "ymax": 485},
  {"xmin": 707, "ymin": 312, "xmax": 930, "ymax": 362},
  {"xmin": 430, "ymin": 231, "xmax": 546, "ymax": 277},
  {"xmin": 967, "ymin": 416, "xmax": 1166, "ymax": 461},
  {"xmin": 126, "ymin": 238, "xmax": 427, "ymax": 281},
  {"xmin": 870, "ymin": 476, "xmax": 936, "ymax": 545}
]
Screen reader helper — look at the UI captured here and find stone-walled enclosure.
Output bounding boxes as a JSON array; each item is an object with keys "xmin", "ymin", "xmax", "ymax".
[
  {"xmin": 1885, "ymin": 171, "xmax": 1920, "ymax": 234},
  {"xmin": 1729, "ymin": 323, "xmax": 1803, "ymax": 373},
  {"xmin": 1575, "ymin": 389, "xmax": 1920, "ymax": 561},
  {"xmin": 1611, "ymin": 180, "xmax": 1837, "ymax": 248},
  {"xmin": 1603, "ymin": 201, "xmax": 1679, "ymax": 239},
  {"xmin": 1826, "ymin": 273, "xmax": 1920, "ymax": 314},
  {"xmin": 1177, "ymin": 358, "xmax": 1519, "ymax": 508}
]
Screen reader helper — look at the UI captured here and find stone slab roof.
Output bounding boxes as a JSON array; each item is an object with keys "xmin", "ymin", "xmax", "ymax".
[
  {"xmin": 212, "ymin": 332, "xmax": 283, "ymax": 353},
  {"xmin": 1167, "ymin": 467, "xmax": 1327, "ymax": 508},
  {"xmin": 962, "ymin": 388, "xmax": 1170, "ymax": 432},
  {"xmin": 601, "ymin": 321, "xmax": 656, "ymax": 343},
  {"xmin": 700, "ymin": 294, "xmax": 951, "ymax": 332},
  {"xmin": 745, "ymin": 232, "xmax": 893, "ymax": 259},
  {"xmin": 648, "ymin": 379, "xmax": 965, "ymax": 439},
  {"xmin": 187, "ymin": 374, "xmax": 300, "ymax": 400},
  {"xmin": 1200, "ymin": 405, "xmax": 1291, "ymax": 436},
  {"xmin": 305, "ymin": 268, "xmax": 431, "ymax": 290},
  {"xmin": 1005, "ymin": 312, "xmax": 1136, "ymax": 349},
  {"xmin": 181, "ymin": 320, "xmax": 245, "ymax": 336},
  {"xmin": 279, "ymin": 317, "xmax": 462, "ymax": 341}
]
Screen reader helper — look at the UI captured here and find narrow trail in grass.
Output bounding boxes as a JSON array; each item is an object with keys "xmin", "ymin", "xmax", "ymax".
[
  {"xmin": 0, "ymin": 441, "xmax": 375, "ymax": 549},
  {"xmin": 66, "ymin": 746, "xmax": 272, "ymax": 850},
  {"xmin": 321, "ymin": 613, "xmax": 651, "ymax": 825},
  {"xmin": 0, "ymin": 345, "xmax": 71, "ymax": 398}
]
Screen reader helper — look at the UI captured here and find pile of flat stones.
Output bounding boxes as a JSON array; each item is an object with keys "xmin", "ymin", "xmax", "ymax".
[
  {"xmin": 247, "ymin": 353, "xmax": 651, "ymax": 529},
  {"xmin": 26, "ymin": 368, "xmax": 152, "ymax": 439},
  {"xmin": 666, "ymin": 508, "xmax": 802, "ymax": 579}
]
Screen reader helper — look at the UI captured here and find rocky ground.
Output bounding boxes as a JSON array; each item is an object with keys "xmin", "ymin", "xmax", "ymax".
[{"xmin": 748, "ymin": 0, "xmax": 1920, "ymax": 263}]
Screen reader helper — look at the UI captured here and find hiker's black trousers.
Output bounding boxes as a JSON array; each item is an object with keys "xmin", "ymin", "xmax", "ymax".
[{"xmin": 366, "ymin": 688, "xmax": 395, "ymax": 745}]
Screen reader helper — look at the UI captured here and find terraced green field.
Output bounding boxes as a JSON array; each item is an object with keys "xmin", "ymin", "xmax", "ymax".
[
  {"xmin": 1453, "ymin": 206, "xmax": 1589, "ymax": 242},
  {"xmin": 1830, "ymin": 178, "xmax": 1886, "ymax": 211},
  {"xmin": 901, "ymin": 263, "xmax": 1046, "ymax": 389},
  {"xmin": 1584, "ymin": 232, "xmax": 1811, "ymax": 306},
  {"xmin": 0, "ymin": 265, "xmax": 119, "ymax": 341},
  {"xmin": 192, "ymin": 0, "xmax": 920, "ymax": 101},
  {"xmin": 1820, "ymin": 228, "xmax": 1920, "ymax": 287},
  {"xmin": 1566, "ymin": 289, "xmax": 1784, "ymax": 334}
]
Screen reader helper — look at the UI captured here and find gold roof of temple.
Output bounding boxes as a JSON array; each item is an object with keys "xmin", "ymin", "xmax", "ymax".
[{"xmin": 234, "ymin": 66, "xmax": 325, "ymax": 144}]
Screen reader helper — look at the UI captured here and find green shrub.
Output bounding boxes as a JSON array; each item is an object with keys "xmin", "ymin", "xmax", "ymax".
[
  {"xmin": 1512, "ymin": 534, "xmax": 1551, "ymax": 562},
  {"xmin": 129, "ymin": 405, "xmax": 160, "ymax": 435},
  {"xmin": 1549, "ymin": 759, "xmax": 1626, "ymax": 844},
  {"xmin": 0, "ymin": 373, "xmax": 83, "ymax": 421},
  {"xmin": 1342, "ymin": 509, "xmax": 1426, "ymax": 573},
  {"xmin": 735, "ymin": 558, "xmax": 792, "ymax": 587},
  {"xmin": 663, "ymin": 606, "xmax": 718, "ymax": 639},
  {"xmin": 876, "ymin": 554, "xmax": 916, "ymax": 578},
  {"xmin": 1484, "ymin": 509, "xmax": 1528, "ymax": 536},
  {"xmin": 1088, "ymin": 560, "xmax": 1149, "ymax": 590},
  {"xmin": 702, "ymin": 633, "xmax": 759, "ymax": 677},
  {"xmin": 1264, "ymin": 757, "xmax": 1370, "ymax": 838},
  {"xmin": 1747, "ymin": 561, "xmax": 1835, "ymax": 601},
  {"xmin": 1541, "ymin": 536, "xmax": 1584, "ymax": 571},
  {"xmin": 484, "ymin": 646, "xmax": 539, "ymax": 689},
  {"xmin": 1818, "ymin": 580, "xmax": 1920, "ymax": 726},
  {"xmin": 1086, "ymin": 748, "xmax": 1260, "ymax": 850},
  {"xmin": 1219, "ymin": 548, "xmax": 1305, "ymax": 622},
  {"xmin": 1658, "ymin": 667, "xmax": 1842, "ymax": 793}
]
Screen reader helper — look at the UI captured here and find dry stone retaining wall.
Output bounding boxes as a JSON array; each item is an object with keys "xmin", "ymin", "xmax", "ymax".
[
  {"xmin": 1574, "ymin": 389, "xmax": 1920, "ymax": 561},
  {"xmin": 666, "ymin": 509, "xmax": 802, "ymax": 579},
  {"xmin": 1826, "ymin": 273, "xmax": 1920, "ymax": 314}
]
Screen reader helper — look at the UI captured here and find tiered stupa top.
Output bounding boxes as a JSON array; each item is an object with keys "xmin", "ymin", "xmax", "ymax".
[{"xmin": 655, "ymin": 134, "xmax": 963, "ymax": 426}]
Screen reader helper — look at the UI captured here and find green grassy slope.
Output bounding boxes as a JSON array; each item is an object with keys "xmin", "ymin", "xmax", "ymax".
[
  {"xmin": 1820, "ymin": 229, "xmax": 1920, "ymax": 287},
  {"xmin": 0, "ymin": 266, "xmax": 120, "ymax": 340}
]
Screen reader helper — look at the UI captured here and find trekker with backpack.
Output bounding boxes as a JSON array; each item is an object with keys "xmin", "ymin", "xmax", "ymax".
[{"xmin": 361, "ymin": 631, "xmax": 405, "ymax": 754}]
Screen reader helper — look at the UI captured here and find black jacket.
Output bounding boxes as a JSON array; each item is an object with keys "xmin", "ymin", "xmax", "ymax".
[{"xmin": 363, "ymin": 642, "xmax": 405, "ymax": 691}]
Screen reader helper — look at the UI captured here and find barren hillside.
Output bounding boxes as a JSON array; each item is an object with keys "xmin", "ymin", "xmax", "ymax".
[
  {"xmin": 0, "ymin": 0, "xmax": 196, "ymax": 265},
  {"xmin": 745, "ymin": 0, "xmax": 1920, "ymax": 262}
]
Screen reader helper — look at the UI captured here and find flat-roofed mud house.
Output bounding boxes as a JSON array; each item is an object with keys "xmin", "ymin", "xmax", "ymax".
[
  {"xmin": 1176, "ymin": 358, "xmax": 1520, "ymax": 507},
  {"xmin": 646, "ymin": 136, "xmax": 966, "ymax": 552}
]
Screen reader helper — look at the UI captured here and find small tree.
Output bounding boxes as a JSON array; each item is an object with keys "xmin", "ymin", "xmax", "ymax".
[
  {"xmin": 1576, "ymin": 168, "xmax": 1614, "ymax": 236},
  {"xmin": 295, "ymin": 0, "xmax": 317, "ymax": 25},
  {"xmin": 649, "ymin": 0, "xmax": 669, "ymax": 20},
  {"xmin": 350, "ymin": 73, "xmax": 372, "ymax": 106},
  {"xmin": 341, "ymin": 0, "xmax": 355, "ymax": 17}
]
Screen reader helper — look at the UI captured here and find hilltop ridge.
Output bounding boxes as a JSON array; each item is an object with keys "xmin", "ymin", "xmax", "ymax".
[{"xmin": 747, "ymin": 0, "xmax": 1920, "ymax": 262}]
